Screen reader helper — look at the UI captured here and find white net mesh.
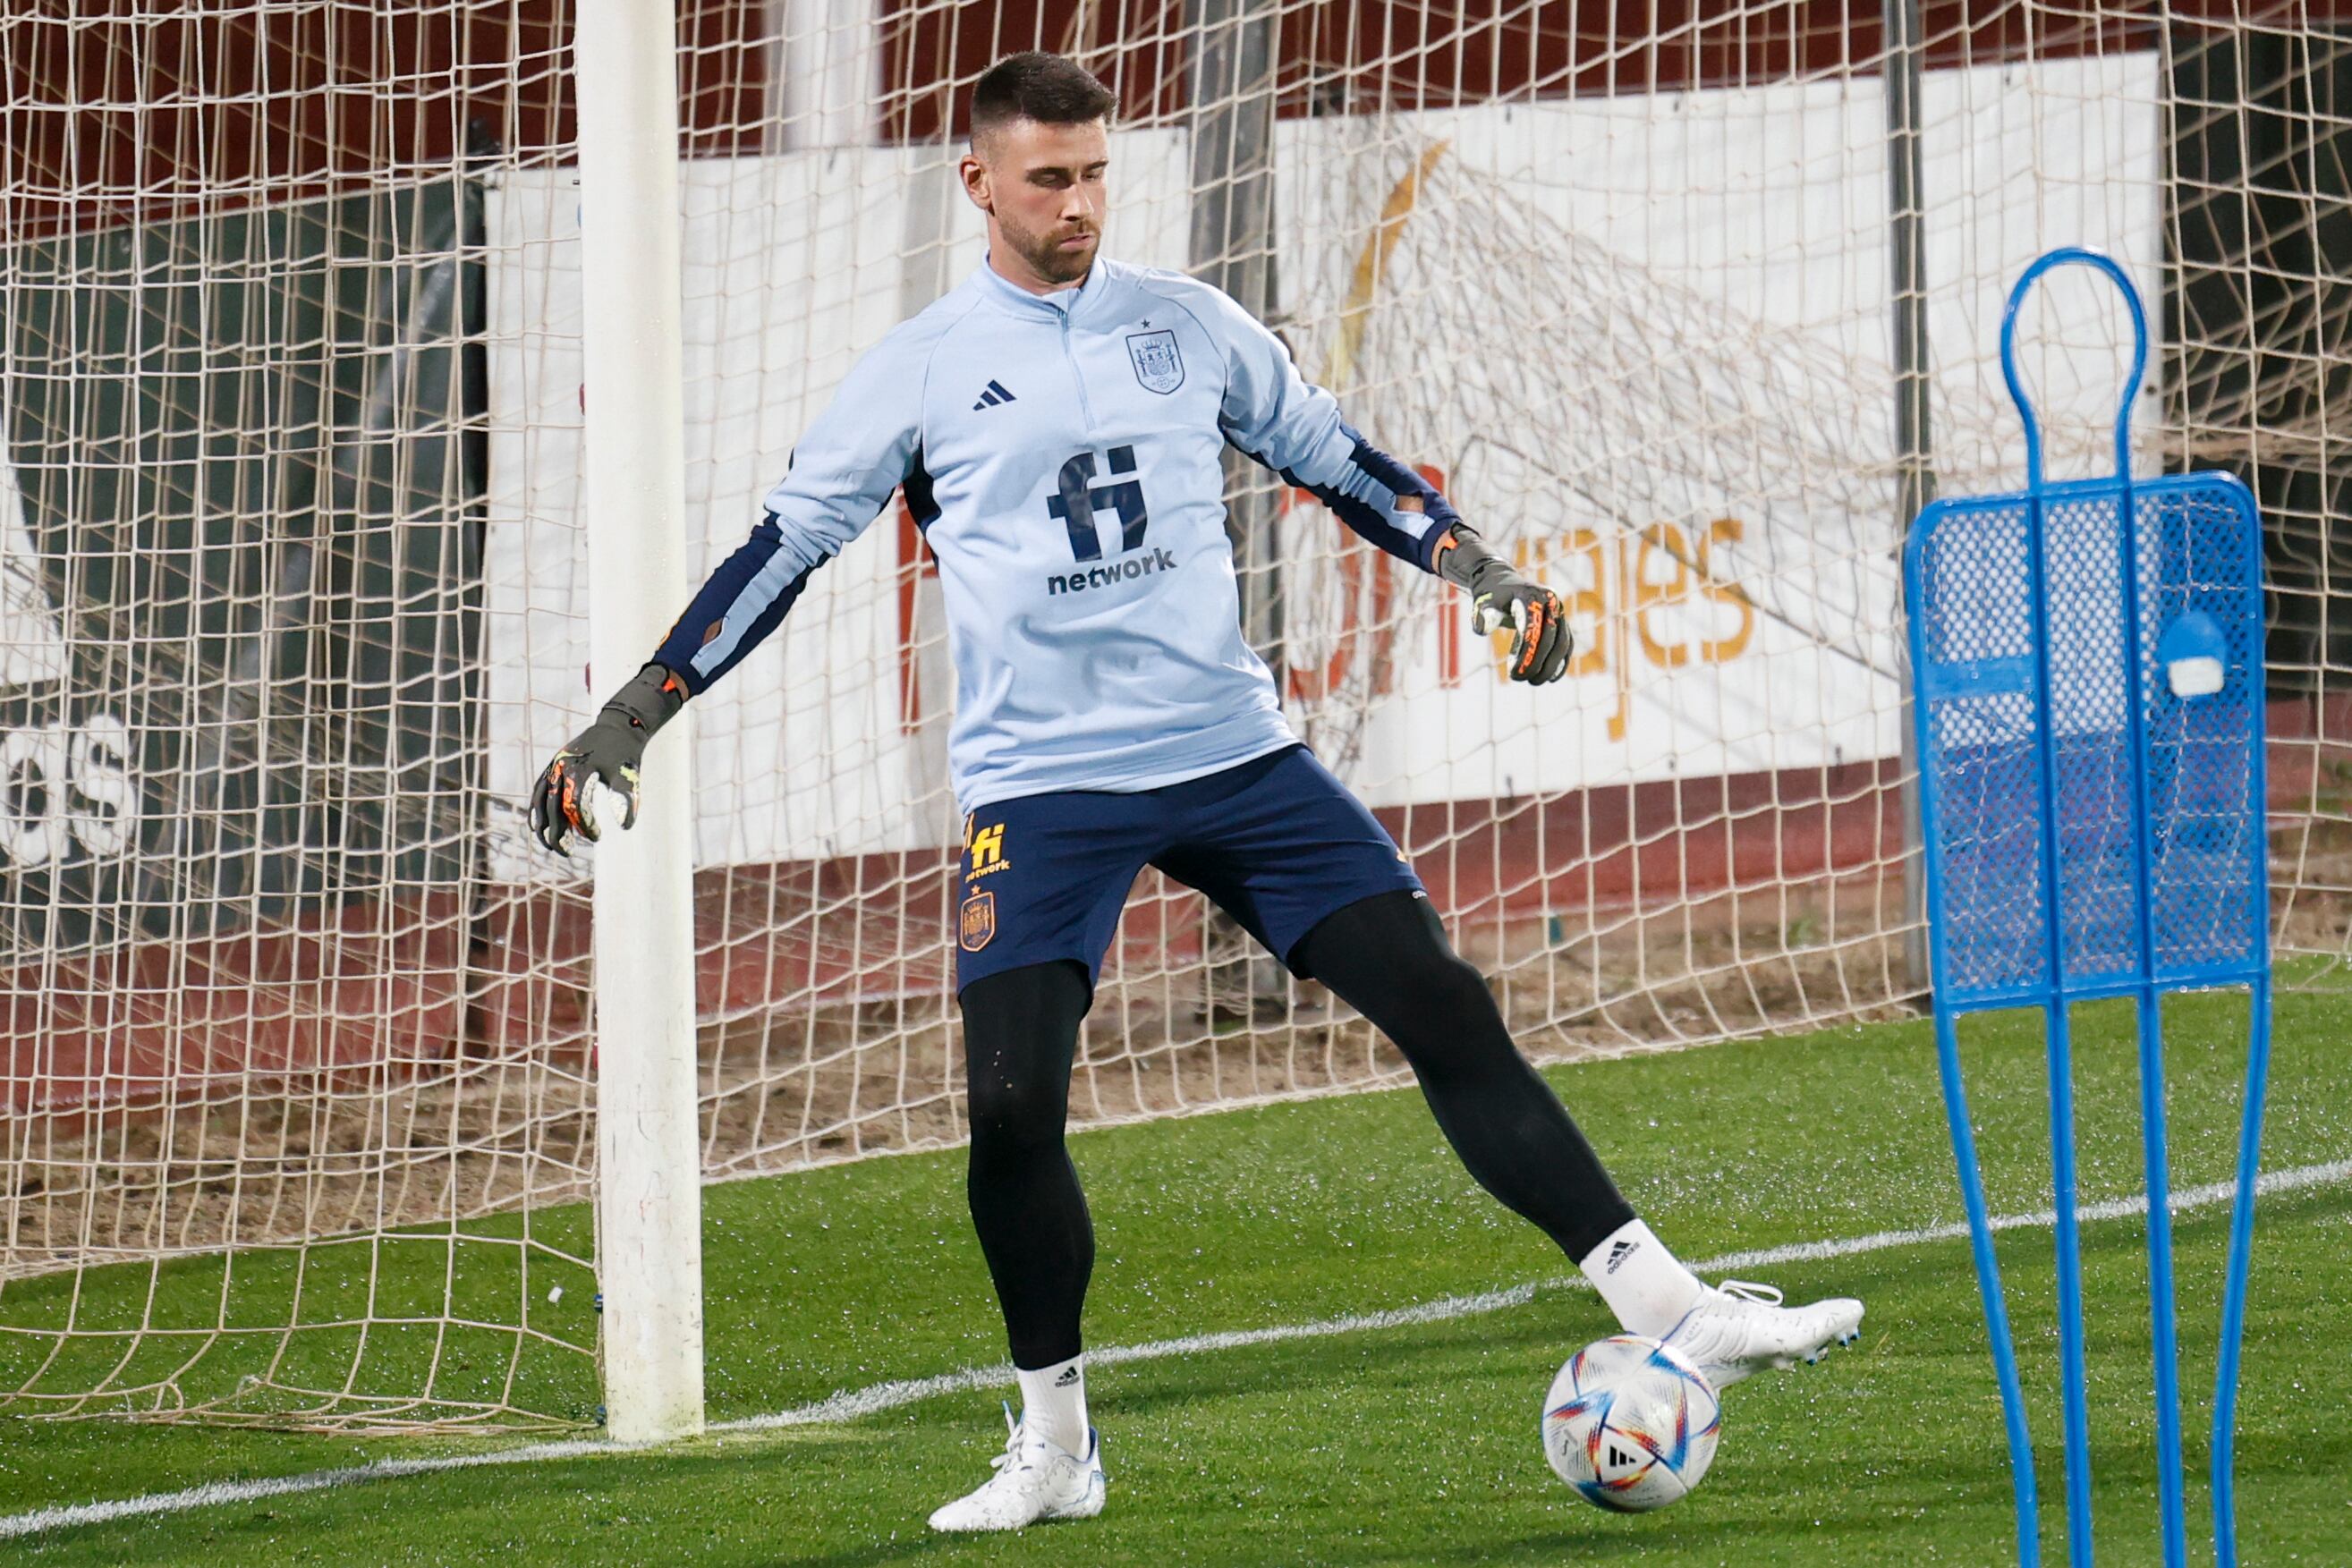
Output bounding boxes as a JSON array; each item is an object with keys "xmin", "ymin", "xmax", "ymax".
[{"xmin": 2, "ymin": 2, "xmax": 2346, "ymax": 1429}]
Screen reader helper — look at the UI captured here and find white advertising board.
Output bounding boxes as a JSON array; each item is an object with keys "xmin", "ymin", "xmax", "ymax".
[{"xmin": 484, "ymin": 54, "xmax": 2160, "ymax": 871}]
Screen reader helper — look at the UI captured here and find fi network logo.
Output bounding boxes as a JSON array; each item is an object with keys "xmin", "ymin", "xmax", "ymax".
[{"xmin": 964, "ymin": 817, "xmax": 1011, "ymax": 881}]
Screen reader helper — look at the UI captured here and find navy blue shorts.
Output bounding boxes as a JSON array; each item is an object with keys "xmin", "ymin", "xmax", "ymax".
[{"xmin": 953, "ymin": 744, "xmax": 1423, "ymax": 993}]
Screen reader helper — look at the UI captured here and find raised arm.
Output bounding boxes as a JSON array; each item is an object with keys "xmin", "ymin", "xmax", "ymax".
[
  {"xmin": 1168, "ymin": 277, "xmax": 1570, "ymax": 684},
  {"xmin": 530, "ymin": 326, "xmax": 932, "ymax": 854}
]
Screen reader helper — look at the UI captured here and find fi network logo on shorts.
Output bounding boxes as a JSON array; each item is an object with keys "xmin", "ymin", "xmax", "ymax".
[{"xmin": 965, "ymin": 818, "xmax": 1012, "ymax": 883}]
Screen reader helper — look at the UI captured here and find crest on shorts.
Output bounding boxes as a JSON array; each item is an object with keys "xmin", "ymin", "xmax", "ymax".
[
  {"xmin": 959, "ymin": 890, "xmax": 996, "ymax": 952},
  {"xmin": 1125, "ymin": 329, "xmax": 1184, "ymax": 394}
]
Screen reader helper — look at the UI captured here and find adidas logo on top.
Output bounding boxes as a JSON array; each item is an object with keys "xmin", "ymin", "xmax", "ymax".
[
  {"xmin": 1052, "ymin": 1365, "xmax": 1081, "ymax": 1387},
  {"xmin": 972, "ymin": 378, "xmax": 1016, "ymax": 411},
  {"xmin": 1606, "ymin": 1239, "xmax": 1641, "ymax": 1275}
]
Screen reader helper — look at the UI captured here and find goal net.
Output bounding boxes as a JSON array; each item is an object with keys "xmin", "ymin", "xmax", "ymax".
[{"xmin": 2, "ymin": 1, "xmax": 2345, "ymax": 1430}]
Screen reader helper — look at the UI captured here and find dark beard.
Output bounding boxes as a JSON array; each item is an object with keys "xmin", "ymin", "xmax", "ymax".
[{"xmin": 1011, "ymin": 221, "xmax": 1093, "ymax": 285}]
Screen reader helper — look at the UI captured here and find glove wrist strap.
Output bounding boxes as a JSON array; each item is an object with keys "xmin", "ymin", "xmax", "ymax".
[
  {"xmin": 1436, "ymin": 525, "xmax": 1512, "ymax": 596},
  {"xmin": 600, "ymin": 661, "xmax": 687, "ymax": 737}
]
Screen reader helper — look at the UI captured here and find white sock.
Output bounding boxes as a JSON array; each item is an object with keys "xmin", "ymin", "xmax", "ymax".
[
  {"xmin": 1579, "ymin": 1218, "xmax": 1707, "ymax": 1339},
  {"xmin": 1015, "ymin": 1354, "xmax": 1090, "ymax": 1456}
]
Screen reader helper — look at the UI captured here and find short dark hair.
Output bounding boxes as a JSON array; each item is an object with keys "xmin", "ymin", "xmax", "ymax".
[{"xmin": 969, "ymin": 52, "xmax": 1117, "ymax": 147}]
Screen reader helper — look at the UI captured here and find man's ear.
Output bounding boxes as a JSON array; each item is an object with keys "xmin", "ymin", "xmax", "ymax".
[{"xmin": 958, "ymin": 151, "xmax": 992, "ymax": 215}]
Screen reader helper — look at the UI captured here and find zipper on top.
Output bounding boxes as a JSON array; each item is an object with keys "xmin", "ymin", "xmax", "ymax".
[{"xmin": 1058, "ymin": 309, "xmax": 1097, "ymax": 434}]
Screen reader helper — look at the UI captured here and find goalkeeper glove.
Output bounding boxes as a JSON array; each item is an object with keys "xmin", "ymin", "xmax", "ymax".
[
  {"xmin": 530, "ymin": 662, "xmax": 686, "ymax": 856},
  {"xmin": 1437, "ymin": 526, "xmax": 1573, "ymax": 684}
]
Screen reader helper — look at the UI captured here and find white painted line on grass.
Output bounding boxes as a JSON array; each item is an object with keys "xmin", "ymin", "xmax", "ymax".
[
  {"xmin": 726, "ymin": 1281, "xmax": 1549, "ymax": 1433},
  {"xmin": 735, "ymin": 1155, "xmax": 2352, "ymax": 1430},
  {"xmin": 0, "ymin": 1438, "xmax": 640, "ymax": 1541},
  {"xmin": 1695, "ymin": 1156, "xmax": 2352, "ymax": 1275},
  {"xmin": 4, "ymin": 1155, "xmax": 2345, "ymax": 1540}
]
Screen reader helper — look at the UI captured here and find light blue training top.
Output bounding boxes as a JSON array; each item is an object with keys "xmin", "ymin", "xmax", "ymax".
[{"xmin": 655, "ymin": 254, "xmax": 1457, "ymax": 813}]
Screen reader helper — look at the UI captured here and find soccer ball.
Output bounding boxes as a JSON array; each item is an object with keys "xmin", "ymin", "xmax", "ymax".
[{"xmin": 1541, "ymin": 1334, "xmax": 1722, "ymax": 1512}]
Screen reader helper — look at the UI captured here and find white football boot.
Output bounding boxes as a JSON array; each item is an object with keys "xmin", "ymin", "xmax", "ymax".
[
  {"xmin": 1659, "ymin": 1279, "xmax": 1864, "ymax": 1389},
  {"xmin": 926, "ymin": 1403, "xmax": 1108, "ymax": 1533}
]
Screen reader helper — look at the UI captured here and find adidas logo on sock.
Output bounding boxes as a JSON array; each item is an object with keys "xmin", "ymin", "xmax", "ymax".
[
  {"xmin": 972, "ymin": 378, "xmax": 1016, "ymax": 411},
  {"xmin": 1053, "ymin": 1365, "xmax": 1082, "ymax": 1387},
  {"xmin": 1606, "ymin": 1239, "xmax": 1642, "ymax": 1275}
]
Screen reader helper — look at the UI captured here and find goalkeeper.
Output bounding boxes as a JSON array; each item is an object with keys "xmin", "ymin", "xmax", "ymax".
[{"xmin": 531, "ymin": 49, "xmax": 1863, "ymax": 1534}]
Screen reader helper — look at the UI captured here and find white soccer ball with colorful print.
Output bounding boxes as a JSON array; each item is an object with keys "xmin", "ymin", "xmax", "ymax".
[{"xmin": 1541, "ymin": 1334, "xmax": 1722, "ymax": 1511}]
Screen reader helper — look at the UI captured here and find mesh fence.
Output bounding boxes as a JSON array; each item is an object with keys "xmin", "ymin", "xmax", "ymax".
[{"xmin": 1, "ymin": 0, "xmax": 2346, "ymax": 1428}]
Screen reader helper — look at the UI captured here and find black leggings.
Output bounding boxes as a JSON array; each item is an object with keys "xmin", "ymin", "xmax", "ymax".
[
  {"xmin": 957, "ymin": 891, "xmax": 1634, "ymax": 1369},
  {"xmin": 961, "ymin": 959, "xmax": 1098, "ymax": 1370}
]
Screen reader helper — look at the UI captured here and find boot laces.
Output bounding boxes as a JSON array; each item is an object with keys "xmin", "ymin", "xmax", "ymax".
[
  {"xmin": 985, "ymin": 1402, "xmax": 1041, "ymax": 1480},
  {"xmin": 1712, "ymin": 1279, "xmax": 1784, "ymax": 1309}
]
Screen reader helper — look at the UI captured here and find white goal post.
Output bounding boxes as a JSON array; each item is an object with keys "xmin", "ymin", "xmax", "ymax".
[
  {"xmin": 574, "ymin": 0, "xmax": 706, "ymax": 1444},
  {"xmin": 1, "ymin": 1, "xmax": 2347, "ymax": 1437}
]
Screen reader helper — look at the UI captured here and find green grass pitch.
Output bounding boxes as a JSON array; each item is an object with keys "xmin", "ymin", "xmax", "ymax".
[{"xmin": 4, "ymin": 988, "xmax": 2348, "ymax": 1565}]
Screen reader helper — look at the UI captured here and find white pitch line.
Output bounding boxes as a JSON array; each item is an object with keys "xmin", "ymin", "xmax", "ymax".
[
  {"xmin": 1694, "ymin": 1157, "xmax": 2352, "ymax": 1275},
  {"xmin": 724, "ymin": 1282, "xmax": 1549, "ymax": 1433},
  {"xmin": 4, "ymin": 1155, "xmax": 2345, "ymax": 1541},
  {"xmin": 0, "ymin": 1437, "xmax": 645, "ymax": 1541}
]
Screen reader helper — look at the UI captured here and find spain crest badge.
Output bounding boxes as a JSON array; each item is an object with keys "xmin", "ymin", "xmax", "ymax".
[{"xmin": 958, "ymin": 890, "xmax": 996, "ymax": 952}]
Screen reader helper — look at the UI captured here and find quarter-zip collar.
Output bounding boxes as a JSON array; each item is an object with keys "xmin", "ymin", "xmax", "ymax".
[{"xmin": 975, "ymin": 249, "xmax": 1103, "ymax": 322}]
